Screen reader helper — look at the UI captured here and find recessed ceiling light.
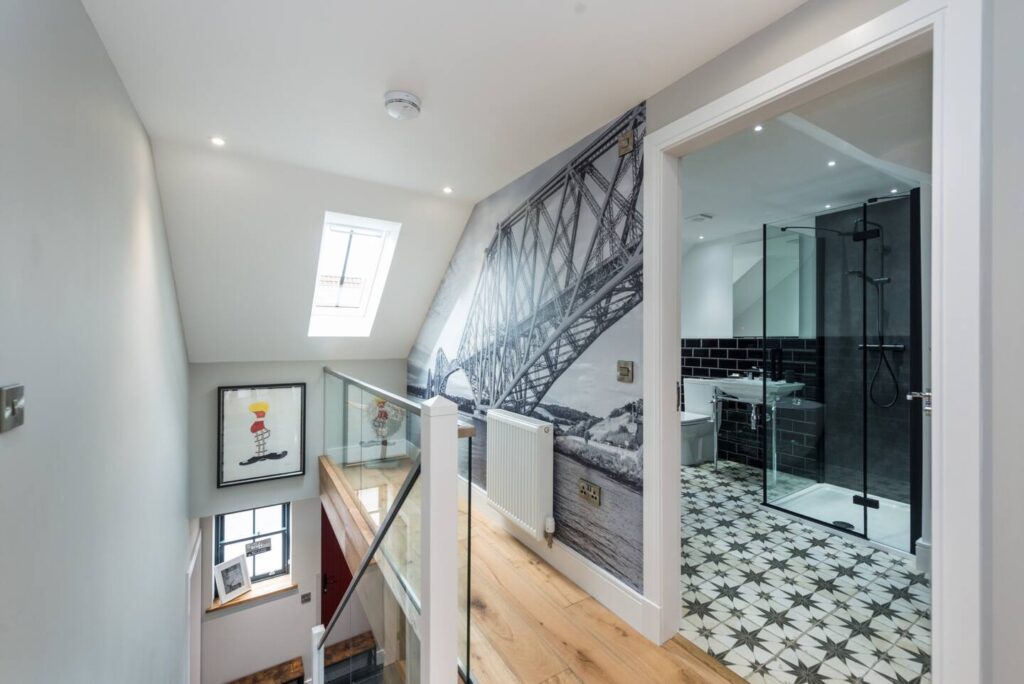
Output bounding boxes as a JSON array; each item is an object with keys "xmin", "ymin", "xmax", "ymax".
[
  {"xmin": 698, "ymin": 235, "xmax": 705, "ymax": 240},
  {"xmin": 442, "ymin": 186, "xmax": 453, "ymax": 195},
  {"xmin": 827, "ymin": 160, "xmax": 836, "ymax": 167},
  {"xmin": 825, "ymin": 204, "xmax": 832, "ymax": 209},
  {"xmin": 890, "ymin": 188, "xmax": 899, "ymax": 193},
  {"xmin": 753, "ymin": 124, "xmax": 763, "ymax": 132},
  {"xmin": 210, "ymin": 136, "xmax": 226, "ymax": 147}
]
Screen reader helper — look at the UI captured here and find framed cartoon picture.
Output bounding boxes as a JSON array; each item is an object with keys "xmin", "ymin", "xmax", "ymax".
[
  {"xmin": 213, "ymin": 554, "xmax": 251, "ymax": 603},
  {"xmin": 218, "ymin": 383, "xmax": 305, "ymax": 487}
]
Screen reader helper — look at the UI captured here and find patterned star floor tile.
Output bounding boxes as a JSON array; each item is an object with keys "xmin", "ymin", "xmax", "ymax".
[{"xmin": 679, "ymin": 461, "xmax": 932, "ymax": 683}]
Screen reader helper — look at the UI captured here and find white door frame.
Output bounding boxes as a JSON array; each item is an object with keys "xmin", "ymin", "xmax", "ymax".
[{"xmin": 640, "ymin": 1, "xmax": 984, "ymax": 681}]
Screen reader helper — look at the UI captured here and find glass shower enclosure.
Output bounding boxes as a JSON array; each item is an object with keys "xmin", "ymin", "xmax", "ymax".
[{"xmin": 760, "ymin": 191, "xmax": 923, "ymax": 553}]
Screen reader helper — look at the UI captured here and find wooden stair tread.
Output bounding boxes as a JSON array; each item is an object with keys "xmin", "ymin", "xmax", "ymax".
[
  {"xmin": 225, "ymin": 656, "xmax": 303, "ymax": 684},
  {"xmin": 324, "ymin": 630, "xmax": 376, "ymax": 667}
]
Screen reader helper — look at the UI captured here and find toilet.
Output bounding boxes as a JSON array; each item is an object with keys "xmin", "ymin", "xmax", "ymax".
[{"xmin": 681, "ymin": 378, "xmax": 719, "ymax": 466}]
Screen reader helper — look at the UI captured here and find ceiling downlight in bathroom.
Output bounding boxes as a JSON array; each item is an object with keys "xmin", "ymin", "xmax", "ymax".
[{"xmin": 307, "ymin": 211, "xmax": 402, "ymax": 337}]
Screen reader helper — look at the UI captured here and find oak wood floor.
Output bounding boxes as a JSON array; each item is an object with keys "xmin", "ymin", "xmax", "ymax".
[
  {"xmin": 465, "ymin": 512, "xmax": 744, "ymax": 684},
  {"xmin": 323, "ymin": 456, "xmax": 742, "ymax": 683}
]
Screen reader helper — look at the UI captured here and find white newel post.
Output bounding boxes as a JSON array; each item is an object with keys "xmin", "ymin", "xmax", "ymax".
[
  {"xmin": 419, "ymin": 396, "xmax": 458, "ymax": 683},
  {"xmin": 311, "ymin": 624, "xmax": 325, "ymax": 684}
]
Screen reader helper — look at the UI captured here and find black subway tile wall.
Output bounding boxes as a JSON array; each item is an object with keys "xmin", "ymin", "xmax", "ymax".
[{"xmin": 681, "ymin": 337, "xmax": 823, "ymax": 481}]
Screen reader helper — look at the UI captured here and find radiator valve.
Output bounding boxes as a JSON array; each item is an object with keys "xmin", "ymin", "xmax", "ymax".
[{"xmin": 544, "ymin": 516, "xmax": 556, "ymax": 548}]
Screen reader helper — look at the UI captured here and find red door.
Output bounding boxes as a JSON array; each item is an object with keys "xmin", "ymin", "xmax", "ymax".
[{"xmin": 321, "ymin": 506, "xmax": 352, "ymax": 625}]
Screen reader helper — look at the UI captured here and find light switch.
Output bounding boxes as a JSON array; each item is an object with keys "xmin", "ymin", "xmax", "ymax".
[
  {"xmin": 616, "ymin": 361, "xmax": 634, "ymax": 383},
  {"xmin": 1, "ymin": 384, "xmax": 25, "ymax": 433}
]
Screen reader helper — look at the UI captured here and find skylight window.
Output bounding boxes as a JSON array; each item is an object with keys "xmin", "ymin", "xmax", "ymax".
[{"xmin": 308, "ymin": 211, "xmax": 401, "ymax": 337}]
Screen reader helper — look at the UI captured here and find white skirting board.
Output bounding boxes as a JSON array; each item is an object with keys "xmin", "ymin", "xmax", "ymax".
[{"xmin": 457, "ymin": 477, "xmax": 651, "ymax": 634}]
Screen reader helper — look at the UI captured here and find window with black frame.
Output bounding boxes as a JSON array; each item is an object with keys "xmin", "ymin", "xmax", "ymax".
[{"xmin": 215, "ymin": 502, "xmax": 290, "ymax": 585}]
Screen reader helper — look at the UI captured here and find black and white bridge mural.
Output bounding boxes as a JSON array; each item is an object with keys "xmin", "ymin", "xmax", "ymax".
[{"xmin": 426, "ymin": 105, "xmax": 645, "ymax": 415}]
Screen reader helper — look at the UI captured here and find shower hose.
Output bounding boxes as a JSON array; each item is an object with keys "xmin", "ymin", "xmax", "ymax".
[{"xmin": 869, "ymin": 288, "xmax": 900, "ymax": 408}]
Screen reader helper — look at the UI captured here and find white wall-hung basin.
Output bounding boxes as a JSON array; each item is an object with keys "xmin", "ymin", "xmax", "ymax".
[{"xmin": 687, "ymin": 377, "xmax": 804, "ymax": 405}]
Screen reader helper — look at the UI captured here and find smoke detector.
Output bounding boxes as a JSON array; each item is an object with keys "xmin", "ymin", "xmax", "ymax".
[
  {"xmin": 384, "ymin": 90, "xmax": 421, "ymax": 120},
  {"xmin": 686, "ymin": 213, "xmax": 714, "ymax": 223}
]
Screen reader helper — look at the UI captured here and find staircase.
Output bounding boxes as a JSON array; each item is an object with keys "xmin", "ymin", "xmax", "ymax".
[{"xmin": 312, "ymin": 369, "xmax": 468, "ymax": 684}]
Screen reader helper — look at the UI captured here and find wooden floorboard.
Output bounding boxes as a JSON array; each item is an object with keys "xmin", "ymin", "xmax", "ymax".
[
  {"xmin": 469, "ymin": 513, "xmax": 741, "ymax": 684},
  {"xmin": 320, "ymin": 457, "xmax": 739, "ymax": 683}
]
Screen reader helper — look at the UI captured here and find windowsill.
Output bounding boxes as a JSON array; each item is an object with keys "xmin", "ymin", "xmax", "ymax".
[{"xmin": 206, "ymin": 574, "xmax": 297, "ymax": 613}]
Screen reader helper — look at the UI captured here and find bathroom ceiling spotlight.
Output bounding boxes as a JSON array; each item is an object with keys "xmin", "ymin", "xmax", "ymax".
[
  {"xmin": 753, "ymin": 124, "xmax": 763, "ymax": 132},
  {"xmin": 890, "ymin": 188, "xmax": 899, "ymax": 194},
  {"xmin": 825, "ymin": 204, "xmax": 832, "ymax": 209},
  {"xmin": 698, "ymin": 235, "xmax": 705, "ymax": 240},
  {"xmin": 827, "ymin": 160, "xmax": 836, "ymax": 167},
  {"xmin": 442, "ymin": 186, "xmax": 453, "ymax": 194},
  {"xmin": 210, "ymin": 136, "xmax": 226, "ymax": 147},
  {"xmin": 384, "ymin": 90, "xmax": 421, "ymax": 120}
]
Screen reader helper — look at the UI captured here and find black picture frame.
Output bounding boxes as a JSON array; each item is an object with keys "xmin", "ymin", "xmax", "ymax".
[{"xmin": 217, "ymin": 382, "xmax": 306, "ymax": 488}]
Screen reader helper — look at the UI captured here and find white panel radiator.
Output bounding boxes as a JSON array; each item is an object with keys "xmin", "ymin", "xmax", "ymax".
[{"xmin": 485, "ymin": 409, "xmax": 554, "ymax": 541}]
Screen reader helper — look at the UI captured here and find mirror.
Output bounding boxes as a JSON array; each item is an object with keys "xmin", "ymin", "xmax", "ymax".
[{"xmin": 732, "ymin": 233, "xmax": 816, "ymax": 337}]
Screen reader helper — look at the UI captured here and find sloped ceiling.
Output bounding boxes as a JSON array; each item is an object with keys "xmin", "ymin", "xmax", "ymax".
[
  {"xmin": 82, "ymin": 0, "xmax": 809, "ymax": 362},
  {"xmin": 82, "ymin": 0, "xmax": 805, "ymax": 202},
  {"xmin": 153, "ymin": 142, "xmax": 472, "ymax": 363}
]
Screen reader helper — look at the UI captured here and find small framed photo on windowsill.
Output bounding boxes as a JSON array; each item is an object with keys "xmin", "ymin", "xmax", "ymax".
[
  {"xmin": 213, "ymin": 555, "xmax": 251, "ymax": 603},
  {"xmin": 218, "ymin": 383, "xmax": 305, "ymax": 488}
]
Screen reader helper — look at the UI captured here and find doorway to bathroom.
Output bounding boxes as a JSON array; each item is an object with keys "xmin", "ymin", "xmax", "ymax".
[
  {"xmin": 672, "ymin": 48, "xmax": 934, "ymax": 681},
  {"xmin": 677, "ymin": 50, "xmax": 932, "ymax": 556}
]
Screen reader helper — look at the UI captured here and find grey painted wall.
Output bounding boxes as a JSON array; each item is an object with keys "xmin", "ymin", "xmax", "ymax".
[
  {"xmin": 647, "ymin": 0, "xmax": 905, "ymax": 133},
  {"xmin": 188, "ymin": 359, "xmax": 407, "ymax": 518},
  {"xmin": 986, "ymin": 0, "xmax": 1023, "ymax": 679},
  {"xmin": 0, "ymin": 1, "xmax": 190, "ymax": 681}
]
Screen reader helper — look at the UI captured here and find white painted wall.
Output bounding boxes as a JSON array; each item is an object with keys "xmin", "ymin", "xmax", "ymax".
[
  {"xmin": 199, "ymin": 497, "xmax": 371, "ymax": 684},
  {"xmin": 986, "ymin": 0, "xmax": 1024, "ymax": 678},
  {"xmin": 188, "ymin": 359, "xmax": 406, "ymax": 518},
  {"xmin": 680, "ymin": 240, "xmax": 733, "ymax": 338},
  {"xmin": 153, "ymin": 141, "xmax": 473, "ymax": 364},
  {"xmin": 0, "ymin": 1, "xmax": 189, "ymax": 681}
]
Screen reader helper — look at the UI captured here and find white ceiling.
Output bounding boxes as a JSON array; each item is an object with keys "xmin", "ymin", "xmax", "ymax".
[
  {"xmin": 680, "ymin": 54, "xmax": 932, "ymax": 249},
  {"xmin": 153, "ymin": 141, "xmax": 471, "ymax": 363},
  {"xmin": 82, "ymin": 0, "xmax": 805, "ymax": 202}
]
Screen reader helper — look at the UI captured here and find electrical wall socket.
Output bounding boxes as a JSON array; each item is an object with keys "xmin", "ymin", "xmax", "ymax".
[{"xmin": 578, "ymin": 479, "xmax": 601, "ymax": 507}]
